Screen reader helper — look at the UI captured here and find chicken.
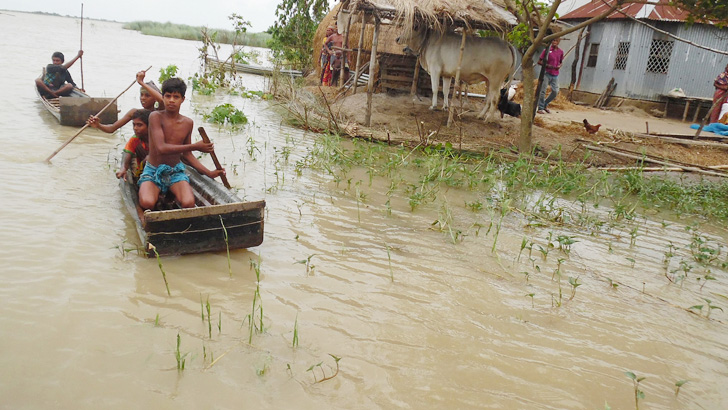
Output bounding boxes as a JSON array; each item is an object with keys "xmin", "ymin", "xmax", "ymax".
[{"xmin": 583, "ymin": 119, "xmax": 601, "ymax": 134}]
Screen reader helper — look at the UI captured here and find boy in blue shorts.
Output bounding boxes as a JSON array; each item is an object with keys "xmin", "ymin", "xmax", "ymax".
[{"xmin": 137, "ymin": 78, "xmax": 225, "ymax": 210}]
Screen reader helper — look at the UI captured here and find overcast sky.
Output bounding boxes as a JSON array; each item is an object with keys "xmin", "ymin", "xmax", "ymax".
[
  {"xmin": 0, "ymin": 0, "xmax": 281, "ymax": 32},
  {"xmin": 1, "ymin": 0, "xmax": 592, "ymax": 33}
]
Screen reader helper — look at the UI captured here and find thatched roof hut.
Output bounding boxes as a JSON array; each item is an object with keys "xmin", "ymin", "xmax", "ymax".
[
  {"xmin": 313, "ymin": 0, "xmax": 518, "ymax": 79},
  {"xmin": 340, "ymin": 0, "xmax": 516, "ymax": 34},
  {"xmin": 317, "ymin": 0, "xmax": 520, "ymax": 125}
]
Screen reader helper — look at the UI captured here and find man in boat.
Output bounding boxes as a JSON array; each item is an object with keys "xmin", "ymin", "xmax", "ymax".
[
  {"xmin": 87, "ymin": 71, "xmax": 164, "ymax": 132},
  {"xmin": 137, "ymin": 78, "xmax": 225, "ymax": 210},
  {"xmin": 35, "ymin": 50, "xmax": 83, "ymax": 98},
  {"xmin": 116, "ymin": 109, "xmax": 151, "ymax": 181}
]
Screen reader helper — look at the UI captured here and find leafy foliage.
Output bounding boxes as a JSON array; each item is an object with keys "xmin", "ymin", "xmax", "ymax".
[
  {"xmin": 672, "ymin": 0, "xmax": 728, "ymax": 27},
  {"xmin": 203, "ymin": 103, "xmax": 248, "ymax": 127},
  {"xmin": 159, "ymin": 64, "xmax": 179, "ymax": 84},
  {"xmin": 190, "ymin": 14, "xmax": 260, "ymax": 95},
  {"xmin": 268, "ymin": 0, "xmax": 330, "ymax": 73}
]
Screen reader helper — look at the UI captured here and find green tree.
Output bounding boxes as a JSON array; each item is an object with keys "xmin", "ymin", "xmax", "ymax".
[
  {"xmin": 268, "ymin": 0, "xmax": 330, "ymax": 74},
  {"xmin": 672, "ymin": 0, "xmax": 728, "ymax": 26}
]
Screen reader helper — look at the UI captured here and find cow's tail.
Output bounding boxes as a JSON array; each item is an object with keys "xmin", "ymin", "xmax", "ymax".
[{"xmin": 502, "ymin": 43, "xmax": 519, "ymax": 92}]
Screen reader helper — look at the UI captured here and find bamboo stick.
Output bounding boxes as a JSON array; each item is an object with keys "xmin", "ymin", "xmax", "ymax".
[
  {"xmin": 45, "ymin": 66, "xmax": 152, "ymax": 163},
  {"xmin": 80, "ymin": 3, "xmax": 84, "ymax": 91},
  {"xmin": 582, "ymin": 143, "xmax": 728, "ymax": 177},
  {"xmin": 352, "ymin": 11, "xmax": 366, "ymax": 95},
  {"xmin": 339, "ymin": 14, "xmax": 352, "ymax": 88},
  {"xmin": 447, "ymin": 29, "xmax": 468, "ymax": 127},
  {"xmin": 365, "ymin": 16, "xmax": 380, "ymax": 127}
]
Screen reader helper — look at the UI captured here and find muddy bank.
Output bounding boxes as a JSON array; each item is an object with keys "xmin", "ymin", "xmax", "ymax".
[{"xmin": 307, "ymin": 85, "xmax": 728, "ymax": 169}]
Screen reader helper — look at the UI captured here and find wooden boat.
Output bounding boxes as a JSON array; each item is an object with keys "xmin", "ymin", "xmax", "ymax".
[
  {"xmin": 36, "ymin": 68, "xmax": 118, "ymax": 126},
  {"xmin": 119, "ymin": 167, "xmax": 265, "ymax": 257},
  {"xmin": 207, "ymin": 57, "xmax": 303, "ymax": 78}
]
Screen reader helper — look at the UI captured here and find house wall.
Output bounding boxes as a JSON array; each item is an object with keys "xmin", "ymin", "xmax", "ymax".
[{"xmin": 557, "ymin": 20, "xmax": 728, "ymax": 101}]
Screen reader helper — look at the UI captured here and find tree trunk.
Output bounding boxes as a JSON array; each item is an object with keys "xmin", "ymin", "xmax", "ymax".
[{"xmin": 519, "ymin": 48, "xmax": 537, "ymax": 153}]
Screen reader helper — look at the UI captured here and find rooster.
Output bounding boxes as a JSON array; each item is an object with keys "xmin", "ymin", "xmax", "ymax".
[{"xmin": 583, "ymin": 119, "xmax": 601, "ymax": 134}]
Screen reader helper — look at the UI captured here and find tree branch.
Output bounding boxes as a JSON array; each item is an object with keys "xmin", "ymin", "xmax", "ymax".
[
  {"xmin": 545, "ymin": 0, "xmax": 625, "ymax": 43},
  {"xmin": 599, "ymin": 0, "xmax": 728, "ymax": 56}
]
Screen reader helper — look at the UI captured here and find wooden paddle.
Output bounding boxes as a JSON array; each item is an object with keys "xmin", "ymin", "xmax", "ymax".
[
  {"xmin": 198, "ymin": 127, "xmax": 232, "ymax": 189},
  {"xmin": 80, "ymin": 3, "xmax": 84, "ymax": 91},
  {"xmin": 45, "ymin": 66, "xmax": 152, "ymax": 163}
]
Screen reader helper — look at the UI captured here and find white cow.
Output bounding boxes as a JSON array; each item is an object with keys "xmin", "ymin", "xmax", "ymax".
[{"xmin": 396, "ymin": 26, "xmax": 518, "ymax": 122}]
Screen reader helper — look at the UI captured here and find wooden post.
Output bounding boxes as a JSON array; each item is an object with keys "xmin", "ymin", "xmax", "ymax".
[
  {"xmin": 682, "ymin": 99, "xmax": 691, "ymax": 122},
  {"xmin": 447, "ymin": 29, "xmax": 468, "ymax": 127},
  {"xmin": 353, "ymin": 11, "xmax": 366, "ymax": 95},
  {"xmin": 576, "ymin": 28, "xmax": 591, "ymax": 91},
  {"xmin": 339, "ymin": 14, "xmax": 352, "ymax": 88},
  {"xmin": 568, "ymin": 28, "xmax": 585, "ymax": 100},
  {"xmin": 410, "ymin": 57, "xmax": 421, "ymax": 96},
  {"xmin": 693, "ymin": 97, "xmax": 724, "ymax": 139},
  {"xmin": 365, "ymin": 17, "xmax": 380, "ymax": 127}
]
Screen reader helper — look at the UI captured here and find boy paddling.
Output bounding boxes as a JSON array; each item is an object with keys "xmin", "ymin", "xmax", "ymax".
[
  {"xmin": 88, "ymin": 71, "xmax": 164, "ymax": 132},
  {"xmin": 138, "ymin": 78, "xmax": 225, "ymax": 210}
]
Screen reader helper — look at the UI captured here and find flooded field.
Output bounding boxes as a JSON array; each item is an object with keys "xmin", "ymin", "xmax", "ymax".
[{"xmin": 1, "ymin": 11, "xmax": 727, "ymax": 410}]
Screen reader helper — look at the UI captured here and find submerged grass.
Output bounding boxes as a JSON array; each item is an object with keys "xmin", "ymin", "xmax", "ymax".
[{"xmin": 293, "ymin": 132, "xmax": 728, "ymax": 225}]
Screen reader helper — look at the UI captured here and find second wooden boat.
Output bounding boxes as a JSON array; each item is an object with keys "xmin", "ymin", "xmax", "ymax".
[{"xmin": 36, "ymin": 69, "xmax": 118, "ymax": 126}]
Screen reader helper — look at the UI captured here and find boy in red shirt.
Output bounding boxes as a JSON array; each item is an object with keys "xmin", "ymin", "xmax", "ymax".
[{"xmin": 116, "ymin": 109, "xmax": 151, "ymax": 181}]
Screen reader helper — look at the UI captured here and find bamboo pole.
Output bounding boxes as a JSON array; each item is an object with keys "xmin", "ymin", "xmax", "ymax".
[
  {"xmin": 693, "ymin": 96, "xmax": 724, "ymax": 139},
  {"xmin": 339, "ymin": 14, "xmax": 352, "ymax": 88},
  {"xmin": 80, "ymin": 3, "xmax": 84, "ymax": 90},
  {"xmin": 365, "ymin": 16, "xmax": 380, "ymax": 127},
  {"xmin": 582, "ymin": 143, "xmax": 728, "ymax": 178},
  {"xmin": 353, "ymin": 11, "xmax": 366, "ymax": 95},
  {"xmin": 198, "ymin": 127, "xmax": 231, "ymax": 189},
  {"xmin": 568, "ymin": 28, "xmax": 585, "ymax": 100},
  {"xmin": 410, "ymin": 56, "xmax": 421, "ymax": 96},
  {"xmin": 45, "ymin": 66, "xmax": 152, "ymax": 163},
  {"xmin": 447, "ymin": 29, "xmax": 468, "ymax": 127}
]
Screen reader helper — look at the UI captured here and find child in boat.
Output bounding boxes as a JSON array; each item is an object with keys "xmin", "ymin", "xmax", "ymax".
[
  {"xmin": 35, "ymin": 50, "xmax": 83, "ymax": 98},
  {"xmin": 87, "ymin": 71, "xmax": 164, "ymax": 132},
  {"xmin": 138, "ymin": 78, "xmax": 225, "ymax": 210},
  {"xmin": 116, "ymin": 109, "xmax": 151, "ymax": 181}
]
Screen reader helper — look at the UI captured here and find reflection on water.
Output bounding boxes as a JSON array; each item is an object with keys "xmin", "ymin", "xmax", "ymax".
[{"xmin": 1, "ymin": 11, "xmax": 727, "ymax": 410}]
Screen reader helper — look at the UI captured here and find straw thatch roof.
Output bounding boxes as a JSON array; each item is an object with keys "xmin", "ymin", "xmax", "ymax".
[{"xmin": 340, "ymin": 0, "xmax": 517, "ymax": 33}]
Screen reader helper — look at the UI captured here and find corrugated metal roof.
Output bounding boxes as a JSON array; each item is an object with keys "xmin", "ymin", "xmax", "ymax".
[{"xmin": 560, "ymin": 0, "xmax": 694, "ymax": 23}]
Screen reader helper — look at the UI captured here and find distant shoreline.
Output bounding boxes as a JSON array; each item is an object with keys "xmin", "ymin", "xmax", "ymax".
[
  {"xmin": 123, "ymin": 21, "xmax": 271, "ymax": 48},
  {"xmin": 0, "ymin": 9, "xmax": 122, "ymax": 24},
  {"xmin": 0, "ymin": 9, "xmax": 271, "ymax": 48}
]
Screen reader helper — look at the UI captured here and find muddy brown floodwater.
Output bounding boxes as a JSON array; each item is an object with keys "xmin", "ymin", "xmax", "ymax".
[{"xmin": 1, "ymin": 11, "xmax": 727, "ymax": 410}]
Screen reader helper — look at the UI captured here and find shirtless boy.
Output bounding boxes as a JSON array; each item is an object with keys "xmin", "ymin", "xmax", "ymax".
[
  {"xmin": 137, "ymin": 78, "xmax": 225, "ymax": 210},
  {"xmin": 35, "ymin": 50, "xmax": 84, "ymax": 98}
]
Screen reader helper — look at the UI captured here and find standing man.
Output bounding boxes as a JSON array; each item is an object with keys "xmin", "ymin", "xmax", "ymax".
[
  {"xmin": 711, "ymin": 63, "xmax": 728, "ymax": 124},
  {"xmin": 537, "ymin": 38, "xmax": 564, "ymax": 114}
]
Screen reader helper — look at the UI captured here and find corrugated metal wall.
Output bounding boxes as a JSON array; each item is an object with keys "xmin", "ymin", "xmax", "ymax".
[{"xmin": 558, "ymin": 20, "xmax": 728, "ymax": 101}]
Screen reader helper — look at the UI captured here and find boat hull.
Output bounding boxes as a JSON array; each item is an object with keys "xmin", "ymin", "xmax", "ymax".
[
  {"xmin": 119, "ymin": 167, "xmax": 265, "ymax": 257},
  {"xmin": 36, "ymin": 73, "xmax": 118, "ymax": 126}
]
